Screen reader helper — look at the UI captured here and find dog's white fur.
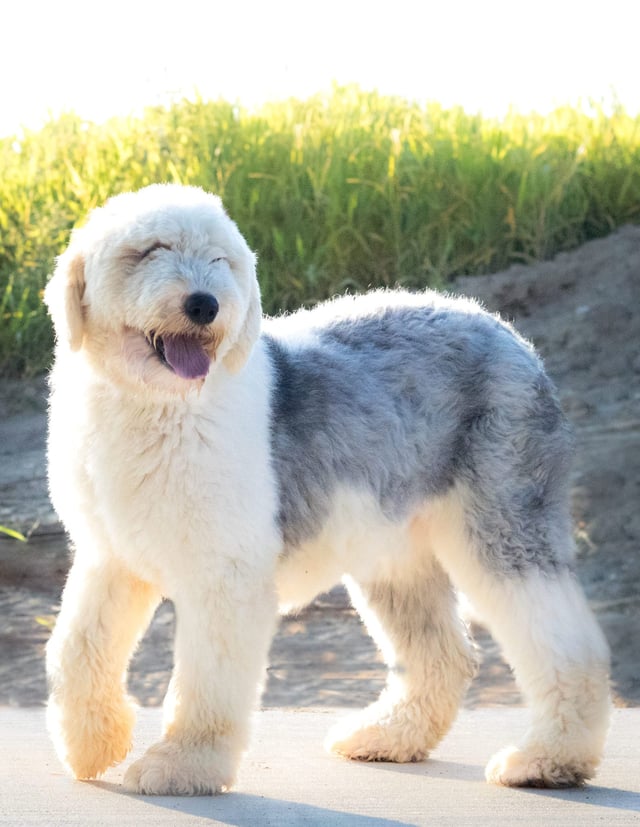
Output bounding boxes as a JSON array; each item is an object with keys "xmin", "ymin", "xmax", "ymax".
[{"xmin": 45, "ymin": 185, "xmax": 610, "ymax": 795}]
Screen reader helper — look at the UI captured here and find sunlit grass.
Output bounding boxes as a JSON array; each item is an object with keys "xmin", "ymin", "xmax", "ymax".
[
  {"xmin": 0, "ymin": 525, "xmax": 27, "ymax": 541},
  {"xmin": 1, "ymin": 85, "xmax": 639, "ymax": 376}
]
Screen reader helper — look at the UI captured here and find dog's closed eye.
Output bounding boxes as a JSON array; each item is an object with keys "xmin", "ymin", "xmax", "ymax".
[{"xmin": 139, "ymin": 242, "xmax": 172, "ymax": 261}]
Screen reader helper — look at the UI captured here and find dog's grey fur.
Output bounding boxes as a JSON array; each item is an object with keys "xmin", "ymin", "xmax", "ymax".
[{"xmin": 266, "ymin": 293, "xmax": 572, "ymax": 574}]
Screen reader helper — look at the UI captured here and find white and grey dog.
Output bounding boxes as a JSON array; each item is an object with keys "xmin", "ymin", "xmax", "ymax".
[{"xmin": 45, "ymin": 184, "xmax": 610, "ymax": 795}]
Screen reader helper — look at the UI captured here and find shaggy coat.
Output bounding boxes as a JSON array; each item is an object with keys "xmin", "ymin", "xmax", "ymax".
[{"xmin": 45, "ymin": 184, "xmax": 610, "ymax": 795}]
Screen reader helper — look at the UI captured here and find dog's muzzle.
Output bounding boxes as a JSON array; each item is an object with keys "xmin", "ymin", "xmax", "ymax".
[{"xmin": 146, "ymin": 292, "xmax": 218, "ymax": 380}]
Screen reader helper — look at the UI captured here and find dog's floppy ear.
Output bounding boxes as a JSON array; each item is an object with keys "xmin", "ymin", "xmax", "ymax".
[
  {"xmin": 223, "ymin": 275, "xmax": 262, "ymax": 374},
  {"xmin": 45, "ymin": 243, "xmax": 86, "ymax": 352}
]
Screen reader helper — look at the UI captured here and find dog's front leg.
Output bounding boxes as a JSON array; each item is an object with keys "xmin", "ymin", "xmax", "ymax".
[
  {"xmin": 123, "ymin": 570, "xmax": 278, "ymax": 795},
  {"xmin": 47, "ymin": 556, "xmax": 160, "ymax": 779}
]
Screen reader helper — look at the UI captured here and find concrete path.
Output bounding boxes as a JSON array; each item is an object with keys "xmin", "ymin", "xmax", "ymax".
[{"xmin": 1, "ymin": 707, "xmax": 638, "ymax": 825}]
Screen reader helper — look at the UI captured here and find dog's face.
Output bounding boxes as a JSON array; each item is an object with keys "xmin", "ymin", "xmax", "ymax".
[{"xmin": 46, "ymin": 184, "xmax": 261, "ymax": 393}]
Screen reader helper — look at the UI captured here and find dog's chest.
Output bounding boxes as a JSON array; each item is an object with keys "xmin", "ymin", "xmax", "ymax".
[
  {"xmin": 83, "ymin": 399, "xmax": 245, "ymax": 556},
  {"xmin": 97, "ymin": 409, "xmax": 206, "ymax": 511}
]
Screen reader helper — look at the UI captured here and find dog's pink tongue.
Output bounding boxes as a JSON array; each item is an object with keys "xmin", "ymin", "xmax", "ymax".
[{"xmin": 163, "ymin": 335, "xmax": 210, "ymax": 379}]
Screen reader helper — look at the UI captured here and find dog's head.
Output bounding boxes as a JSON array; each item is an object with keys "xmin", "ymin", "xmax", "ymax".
[{"xmin": 46, "ymin": 184, "xmax": 261, "ymax": 393}]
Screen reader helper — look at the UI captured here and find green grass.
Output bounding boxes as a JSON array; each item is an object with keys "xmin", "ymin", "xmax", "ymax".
[
  {"xmin": 1, "ymin": 85, "xmax": 639, "ymax": 376},
  {"xmin": 0, "ymin": 525, "xmax": 26, "ymax": 541}
]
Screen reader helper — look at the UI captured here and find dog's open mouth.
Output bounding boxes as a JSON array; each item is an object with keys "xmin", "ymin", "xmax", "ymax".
[{"xmin": 146, "ymin": 332, "xmax": 211, "ymax": 380}]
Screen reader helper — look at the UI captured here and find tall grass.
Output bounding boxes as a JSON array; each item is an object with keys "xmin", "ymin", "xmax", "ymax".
[{"xmin": 1, "ymin": 85, "xmax": 639, "ymax": 376}]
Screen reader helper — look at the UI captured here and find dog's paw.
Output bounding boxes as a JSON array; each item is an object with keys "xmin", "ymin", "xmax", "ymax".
[
  {"xmin": 123, "ymin": 739, "xmax": 234, "ymax": 795},
  {"xmin": 485, "ymin": 745, "xmax": 594, "ymax": 788},
  {"xmin": 325, "ymin": 709, "xmax": 430, "ymax": 763},
  {"xmin": 47, "ymin": 695, "xmax": 136, "ymax": 779}
]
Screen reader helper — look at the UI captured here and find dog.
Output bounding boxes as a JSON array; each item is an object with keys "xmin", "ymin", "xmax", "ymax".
[{"xmin": 45, "ymin": 184, "xmax": 610, "ymax": 795}]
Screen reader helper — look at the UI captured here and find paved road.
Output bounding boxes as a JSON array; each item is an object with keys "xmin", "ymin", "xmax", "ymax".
[{"xmin": 1, "ymin": 707, "xmax": 638, "ymax": 825}]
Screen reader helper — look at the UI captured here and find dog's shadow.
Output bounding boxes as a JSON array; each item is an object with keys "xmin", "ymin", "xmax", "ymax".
[
  {"xmin": 90, "ymin": 763, "xmax": 640, "ymax": 822},
  {"xmin": 359, "ymin": 761, "xmax": 640, "ymax": 816},
  {"xmin": 516, "ymin": 784, "xmax": 640, "ymax": 814},
  {"xmin": 90, "ymin": 780, "xmax": 413, "ymax": 825},
  {"xmin": 368, "ymin": 757, "xmax": 482, "ymax": 782}
]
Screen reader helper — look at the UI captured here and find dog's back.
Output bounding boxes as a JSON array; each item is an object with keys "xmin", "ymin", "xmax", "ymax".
[{"xmin": 264, "ymin": 291, "xmax": 571, "ymax": 574}]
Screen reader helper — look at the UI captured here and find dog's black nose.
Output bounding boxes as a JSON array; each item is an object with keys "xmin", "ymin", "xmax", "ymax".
[{"xmin": 184, "ymin": 292, "xmax": 219, "ymax": 326}]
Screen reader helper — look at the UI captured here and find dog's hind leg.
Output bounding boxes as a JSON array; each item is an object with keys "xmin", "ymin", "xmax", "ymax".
[
  {"xmin": 46, "ymin": 556, "xmax": 160, "ymax": 779},
  {"xmin": 325, "ymin": 553, "xmax": 476, "ymax": 762},
  {"xmin": 480, "ymin": 569, "xmax": 610, "ymax": 787},
  {"xmin": 430, "ymin": 488, "xmax": 611, "ymax": 787}
]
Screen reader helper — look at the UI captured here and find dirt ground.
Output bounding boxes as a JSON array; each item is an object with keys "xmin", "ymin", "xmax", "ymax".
[{"xmin": 1, "ymin": 225, "xmax": 638, "ymax": 710}]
